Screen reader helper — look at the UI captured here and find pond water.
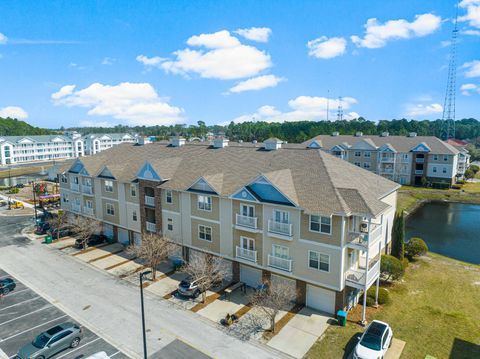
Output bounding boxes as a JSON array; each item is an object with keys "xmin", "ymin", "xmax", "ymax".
[
  {"xmin": 405, "ymin": 201, "xmax": 480, "ymax": 265},
  {"xmin": 0, "ymin": 173, "xmax": 48, "ymax": 187}
]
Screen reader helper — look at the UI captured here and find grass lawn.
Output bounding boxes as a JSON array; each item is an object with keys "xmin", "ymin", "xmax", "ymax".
[{"xmin": 306, "ymin": 253, "xmax": 480, "ymax": 359}]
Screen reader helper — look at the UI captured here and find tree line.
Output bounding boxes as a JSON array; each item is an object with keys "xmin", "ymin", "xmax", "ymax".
[{"xmin": 0, "ymin": 117, "xmax": 56, "ymax": 136}]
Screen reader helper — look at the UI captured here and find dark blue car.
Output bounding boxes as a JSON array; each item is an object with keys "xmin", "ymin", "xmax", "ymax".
[{"xmin": 0, "ymin": 278, "xmax": 16, "ymax": 295}]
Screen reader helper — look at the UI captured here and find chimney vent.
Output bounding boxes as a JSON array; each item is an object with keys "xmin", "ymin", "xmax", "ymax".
[
  {"xmin": 170, "ymin": 136, "xmax": 186, "ymax": 147},
  {"xmin": 381, "ymin": 132, "xmax": 389, "ymax": 137},
  {"xmin": 355, "ymin": 132, "xmax": 363, "ymax": 137},
  {"xmin": 213, "ymin": 137, "xmax": 229, "ymax": 148},
  {"xmin": 331, "ymin": 131, "xmax": 339, "ymax": 136},
  {"xmin": 408, "ymin": 132, "xmax": 417, "ymax": 138},
  {"xmin": 264, "ymin": 138, "xmax": 282, "ymax": 150}
]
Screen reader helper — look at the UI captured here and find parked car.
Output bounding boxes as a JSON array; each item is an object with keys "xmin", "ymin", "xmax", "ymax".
[
  {"xmin": 35, "ymin": 222, "xmax": 51, "ymax": 235},
  {"xmin": 85, "ymin": 352, "xmax": 110, "ymax": 359},
  {"xmin": 353, "ymin": 320, "xmax": 393, "ymax": 359},
  {"xmin": 16, "ymin": 322, "xmax": 83, "ymax": 359},
  {"xmin": 47, "ymin": 228, "xmax": 73, "ymax": 239},
  {"xmin": 178, "ymin": 276, "xmax": 206, "ymax": 298},
  {"xmin": 0, "ymin": 277, "xmax": 16, "ymax": 295},
  {"xmin": 74, "ymin": 234, "xmax": 108, "ymax": 249}
]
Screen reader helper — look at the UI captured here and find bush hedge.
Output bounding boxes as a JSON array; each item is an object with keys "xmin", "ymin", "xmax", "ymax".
[
  {"xmin": 405, "ymin": 237, "xmax": 428, "ymax": 258},
  {"xmin": 366, "ymin": 287, "xmax": 391, "ymax": 305},
  {"xmin": 380, "ymin": 254, "xmax": 405, "ymax": 281}
]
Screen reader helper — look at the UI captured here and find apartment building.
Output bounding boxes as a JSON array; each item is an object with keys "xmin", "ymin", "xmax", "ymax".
[
  {"xmin": 305, "ymin": 132, "xmax": 462, "ymax": 186},
  {"xmin": 0, "ymin": 134, "xmax": 84, "ymax": 165},
  {"xmin": 59, "ymin": 137, "xmax": 399, "ymax": 321},
  {"xmin": 83, "ymin": 133, "xmax": 137, "ymax": 155}
]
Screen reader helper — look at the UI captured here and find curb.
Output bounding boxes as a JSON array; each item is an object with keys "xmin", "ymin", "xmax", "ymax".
[{"xmin": 0, "ymin": 348, "xmax": 8, "ymax": 359}]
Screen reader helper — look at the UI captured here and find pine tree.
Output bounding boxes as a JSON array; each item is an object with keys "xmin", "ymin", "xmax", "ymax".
[{"xmin": 391, "ymin": 211, "xmax": 405, "ymax": 260}]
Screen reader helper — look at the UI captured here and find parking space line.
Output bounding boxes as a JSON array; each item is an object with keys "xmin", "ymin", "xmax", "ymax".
[
  {"xmin": 0, "ymin": 305, "xmax": 52, "ymax": 326},
  {"xmin": 2, "ymin": 288, "xmax": 29, "ymax": 297},
  {"xmin": 0, "ymin": 296, "xmax": 41, "ymax": 312},
  {"xmin": 0, "ymin": 314, "xmax": 68, "ymax": 342},
  {"xmin": 55, "ymin": 337, "xmax": 102, "ymax": 359},
  {"xmin": 109, "ymin": 350, "xmax": 121, "ymax": 357}
]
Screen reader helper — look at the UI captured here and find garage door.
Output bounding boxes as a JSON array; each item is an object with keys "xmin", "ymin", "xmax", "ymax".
[
  {"xmin": 133, "ymin": 232, "xmax": 142, "ymax": 246},
  {"xmin": 271, "ymin": 274, "xmax": 296, "ymax": 301},
  {"xmin": 103, "ymin": 224, "xmax": 114, "ymax": 240},
  {"xmin": 240, "ymin": 265, "xmax": 262, "ymax": 288},
  {"xmin": 306, "ymin": 284, "xmax": 336, "ymax": 314},
  {"xmin": 118, "ymin": 228, "xmax": 129, "ymax": 246}
]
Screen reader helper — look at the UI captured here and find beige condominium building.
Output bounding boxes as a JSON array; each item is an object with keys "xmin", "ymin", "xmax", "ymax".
[
  {"xmin": 304, "ymin": 132, "xmax": 462, "ymax": 186},
  {"xmin": 59, "ymin": 137, "xmax": 400, "ymax": 321}
]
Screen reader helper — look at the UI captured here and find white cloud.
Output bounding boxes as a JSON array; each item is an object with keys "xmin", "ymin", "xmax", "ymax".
[
  {"xmin": 405, "ymin": 103, "xmax": 443, "ymax": 117},
  {"xmin": 461, "ymin": 83, "xmax": 480, "ymax": 95},
  {"xmin": 0, "ymin": 106, "xmax": 28, "ymax": 120},
  {"xmin": 136, "ymin": 54, "xmax": 166, "ymax": 68},
  {"xmin": 462, "ymin": 60, "xmax": 480, "ymax": 77},
  {"xmin": 101, "ymin": 57, "xmax": 115, "ymax": 65},
  {"xmin": 459, "ymin": 0, "xmax": 480, "ymax": 29},
  {"xmin": 234, "ymin": 27, "xmax": 272, "ymax": 42},
  {"xmin": 307, "ymin": 36, "xmax": 347, "ymax": 59},
  {"xmin": 154, "ymin": 30, "xmax": 272, "ymax": 80},
  {"xmin": 51, "ymin": 82, "xmax": 184, "ymax": 126},
  {"xmin": 0, "ymin": 32, "xmax": 7, "ymax": 44},
  {"xmin": 351, "ymin": 13, "xmax": 442, "ymax": 48},
  {"xmin": 229, "ymin": 75, "xmax": 284, "ymax": 93},
  {"xmin": 461, "ymin": 28, "xmax": 480, "ymax": 35},
  {"xmin": 224, "ymin": 95, "xmax": 358, "ymax": 125}
]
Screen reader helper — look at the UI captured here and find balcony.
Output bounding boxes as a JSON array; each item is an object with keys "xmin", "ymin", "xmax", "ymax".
[
  {"xmin": 70, "ymin": 183, "xmax": 80, "ymax": 192},
  {"xmin": 380, "ymin": 156, "xmax": 395, "ymax": 163},
  {"xmin": 83, "ymin": 207, "xmax": 94, "ymax": 216},
  {"xmin": 416, "ymin": 157, "xmax": 425, "ymax": 163},
  {"xmin": 415, "ymin": 169, "xmax": 424, "ymax": 175},
  {"xmin": 268, "ymin": 220, "xmax": 293, "ymax": 239},
  {"xmin": 380, "ymin": 167, "xmax": 394, "ymax": 174},
  {"xmin": 235, "ymin": 214, "xmax": 258, "ymax": 231},
  {"xmin": 345, "ymin": 259, "xmax": 380, "ymax": 289},
  {"xmin": 70, "ymin": 204, "xmax": 81, "ymax": 213},
  {"xmin": 236, "ymin": 246, "xmax": 257, "ymax": 263},
  {"xmin": 145, "ymin": 195, "xmax": 155, "ymax": 207},
  {"xmin": 347, "ymin": 223, "xmax": 383, "ymax": 250},
  {"xmin": 268, "ymin": 254, "xmax": 293, "ymax": 272},
  {"xmin": 82, "ymin": 185, "xmax": 93, "ymax": 195},
  {"xmin": 145, "ymin": 221, "xmax": 156, "ymax": 233}
]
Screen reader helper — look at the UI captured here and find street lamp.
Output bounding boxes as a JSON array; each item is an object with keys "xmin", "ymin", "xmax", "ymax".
[
  {"xmin": 32, "ymin": 182, "xmax": 38, "ymax": 222},
  {"xmin": 139, "ymin": 270, "xmax": 152, "ymax": 359}
]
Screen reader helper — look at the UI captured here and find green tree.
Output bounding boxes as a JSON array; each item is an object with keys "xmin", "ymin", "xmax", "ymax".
[
  {"xmin": 391, "ymin": 211, "xmax": 405, "ymax": 260},
  {"xmin": 405, "ymin": 237, "xmax": 428, "ymax": 259},
  {"xmin": 380, "ymin": 255, "xmax": 405, "ymax": 281},
  {"xmin": 465, "ymin": 168, "xmax": 475, "ymax": 180}
]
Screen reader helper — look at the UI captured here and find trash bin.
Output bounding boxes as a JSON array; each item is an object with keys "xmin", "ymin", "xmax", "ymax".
[
  {"xmin": 172, "ymin": 257, "xmax": 183, "ymax": 270},
  {"xmin": 337, "ymin": 310, "xmax": 347, "ymax": 326},
  {"xmin": 45, "ymin": 235, "xmax": 52, "ymax": 244}
]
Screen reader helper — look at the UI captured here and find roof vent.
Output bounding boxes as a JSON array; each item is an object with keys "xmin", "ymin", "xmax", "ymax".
[
  {"xmin": 252, "ymin": 140, "xmax": 257, "ymax": 144},
  {"xmin": 170, "ymin": 137, "xmax": 186, "ymax": 147},
  {"xmin": 355, "ymin": 132, "xmax": 363, "ymax": 137},
  {"xmin": 213, "ymin": 137, "xmax": 229, "ymax": 148},
  {"xmin": 264, "ymin": 137, "xmax": 283, "ymax": 150},
  {"xmin": 381, "ymin": 132, "xmax": 389, "ymax": 137},
  {"xmin": 408, "ymin": 132, "xmax": 417, "ymax": 138},
  {"xmin": 331, "ymin": 131, "xmax": 339, "ymax": 136}
]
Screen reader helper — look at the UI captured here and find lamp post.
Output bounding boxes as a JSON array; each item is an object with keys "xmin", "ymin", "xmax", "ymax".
[
  {"xmin": 139, "ymin": 270, "xmax": 152, "ymax": 359},
  {"xmin": 32, "ymin": 182, "xmax": 38, "ymax": 222}
]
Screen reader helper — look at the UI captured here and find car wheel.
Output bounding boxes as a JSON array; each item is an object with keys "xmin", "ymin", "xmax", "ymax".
[
  {"xmin": 35, "ymin": 356, "xmax": 45, "ymax": 359},
  {"xmin": 2, "ymin": 288, "xmax": 8, "ymax": 295},
  {"xmin": 193, "ymin": 289, "xmax": 200, "ymax": 298},
  {"xmin": 70, "ymin": 337, "xmax": 80, "ymax": 348}
]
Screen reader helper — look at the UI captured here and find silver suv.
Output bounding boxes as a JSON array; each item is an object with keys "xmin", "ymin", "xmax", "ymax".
[{"xmin": 17, "ymin": 322, "xmax": 83, "ymax": 359}]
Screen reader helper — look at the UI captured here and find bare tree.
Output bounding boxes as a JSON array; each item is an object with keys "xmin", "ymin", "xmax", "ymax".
[
  {"xmin": 52, "ymin": 210, "xmax": 69, "ymax": 241},
  {"xmin": 67, "ymin": 215, "xmax": 102, "ymax": 249},
  {"xmin": 126, "ymin": 232, "xmax": 177, "ymax": 280},
  {"xmin": 249, "ymin": 280, "xmax": 297, "ymax": 333},
  {"xmin": 181, "ymin": 252, "xmax": 227, "ymax": 303}
]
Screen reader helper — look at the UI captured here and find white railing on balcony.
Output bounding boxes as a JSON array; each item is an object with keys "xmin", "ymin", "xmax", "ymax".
[
  {"xmin": 380, "ymin": 155, "xmax": 395, "ymax": 163},
  {"xmin": 416, "ymin": 158, "xmax": 425, "ymax": 163},
  {"xmin": 145, "ymin": 195, "xmax": 155, "ymax": 207},
  {"xmin": 380, "ymin": 167, "xmax": 394, "ymax": 174},
  {"xmin": 70, "ymin": 183, "xmax": 80, "ymax": 192},
  {"xmin": 83, "ymin": 207, "xmax": 94, "ymax": 216},
  {"xmin": 415, "ymin": 169, "xmax": 424, "ymax": 175},
  {"xmin": 71, "ymin": 204, "xmax": 81, "ymax": 213},
  {"xmin": 345, "ymin": 259, "xmax": 380, "ymax": 287},
  {"xmin": 236, "ymin": 246, "xmax": 257, "ymax": 263},
  {"xmin": 268, "ymin": 220, "xmax": 293, "ymax": 237},
  {"xmin": 236, "ymin": 214, "xmax": 258, "ymax": 229},
  {"xmin": 82, "ymin": 185, "xmax": 93, "ymax": 194},
  {"xmin": 146, "ymin": 221, "xmax": 156, "ymax": 233},
  {"xmin": 268, "ymin": 255, "xmax": 293, "ymax": 272},
  {"xmin": 348, "ymin": 223, "xmax": 383, "ymax": 248}
]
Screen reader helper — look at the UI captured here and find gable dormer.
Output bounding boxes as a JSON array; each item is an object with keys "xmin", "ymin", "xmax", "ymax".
[
  {"xmin": 379, "ymin": 143, "xmax": 397, "ymax": 153},
  {"xmin": 410, "ymin": 142, "xmax": 431, "ymax": 153},
  {"xmin": 68, "ymin": 159, "xmax": 84, "ymax": 174},
  {"xmin": 231, "ymin": 186, "xmax": 260, "ymax": 202},
  {"xmin": 307, "ymin": 140, "xmax": 322, "ymax": 149},
  {"xmin": 97, "ymin": 166, "xmax": 115, "ymax": 179},
  {"xmin": 351, "ymin": 139, "xmax": 377, "ymax": 151},
  {"xmin": 136, "ymin": 161, "xmax": 161, "ymax": 181},
  {"xmin": 245, "ymin": 174, "xmax": 296, "ymax": 207},
  {"xmin": 18, "ymin": 137, "xmax": 35, "ymax": 144},
  {"xmin": 187, "ymin": 177, "xmax": 218, "ymax": 194}
]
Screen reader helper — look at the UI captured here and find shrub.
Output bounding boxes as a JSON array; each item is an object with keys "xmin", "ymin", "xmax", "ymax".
[
  {"xmin": 456, "ymin": 180, "xmax": 466, "ymax": 185},
  {"xmin": 7, "ymin": 187, "xmax": 19, "ymax": 194},
  {"xmin": 391, "ymin": 211, "xmax": 405, "ymax": 260},
  {"xmin": 470, "ymin": 164, "xmax": 479, "ymax": 174},
  {"xmin": 366, "ymin": 287, "xmax": 391, "ymax": 305},
  {"xmin": 401, "ymin": 257, "xmax": 409, "ymax": 269},
  {"xmin": 380, "ymin": 254, "xmax": 405, "ymax": 281},
  {"xmin": 405, "ymin": 237, "xmax": 428, "ymax": 258},
  {"xmin": 365, "ymin": 296, "xmax": 375, "ymax": 307},
  {"xmin": 451, "ymin": 184, "xmax": 462, "ymax": 190}
]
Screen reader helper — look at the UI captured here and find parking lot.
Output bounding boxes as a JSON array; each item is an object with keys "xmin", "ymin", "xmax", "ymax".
[{"xmin": 0, "ymin": 269, "xmax": 130, "ymax": 359}]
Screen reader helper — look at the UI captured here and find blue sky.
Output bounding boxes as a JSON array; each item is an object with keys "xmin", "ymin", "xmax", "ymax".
[{"xmin": 0, "ymin": 0, "xmax": 479, "ymax": 129}]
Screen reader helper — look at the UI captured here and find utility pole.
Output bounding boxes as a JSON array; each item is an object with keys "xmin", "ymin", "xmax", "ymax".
[
  {"xmin": 337, "ymin": 96, "xmax": 344, "ymax": 122},
  {"xmin": 139, "ymin": 270, "xmax": 152, "ymax": 359},
  {"xmin": 32, "ymin": 182, "xmax": 38, "ymax": 222}
]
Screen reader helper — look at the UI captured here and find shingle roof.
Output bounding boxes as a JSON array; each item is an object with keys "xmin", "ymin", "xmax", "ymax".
[
  {"xmin": 0, "ymin": 135, "xmax": 73, "ymax": 143},
  {"xmin": 62, "ymin": 142, "xmax": 399, "ymax": 217},
  {"xmin": 83, "ymin": 133, "xmax": 135, "ymax": 140},
  {"xmin": 304, "ymin": 135, "xmax": 459, "ymax": 155}
]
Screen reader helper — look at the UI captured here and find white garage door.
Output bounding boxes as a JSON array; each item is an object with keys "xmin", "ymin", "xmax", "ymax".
[
  {"xmin": 118, "ymin": 228, "xmax": 129, "ymax": 246},
  {"xmin": 306, "ymin": 284, "xmax": 336, "ymax": 314},
  {"xmin": 103, "ymin": 224, "xmax": 114, "ymax": 239},
  {"xmin": 271, "ymin": 274, "xmax": 297, "ymax": 301},
  {"xmin": 240, "ymin": 265, "xmax": 262, "ymax": 288}
]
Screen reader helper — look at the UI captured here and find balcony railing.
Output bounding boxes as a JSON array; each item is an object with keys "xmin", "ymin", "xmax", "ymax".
[
  {"xmin": 380, "ymin": 167, "xmax": 394, "ymax": 174},
  {"xmin": 71, "ymin": 204, "xmax": 81, "ymax": 213},
  {"xmin": 82, "ymin": 185, "xmax": 93, "ymax": 194},
  {"xmin": 146, "ymin": 221, "xmax": 156, "ymax": 233},
  {"xmin": 235, "ymin": 214, "xmax": 258, "ymax": 229},
  {"xmin": 415, "ymin": 169, "xmax": 424, "ymax": 175},
  {"xmin": 345, "ymin": 259, "xmax": 380, "ymax": 287},
  {"xmin": 347, "ymin": 223, "xmax": 383, "ymax": 248},
  {"xmin": 70, "ymin": 183, "xmax": 80, "ymax": 192},
  {"xmin": 380, "ymin": 156, "xmax": 395, "ymax": 163},
  {"xmin": 416, "ymin": 157, "xmax": 425, "ymax": 163},
  {"xmin": 145, "ymin": 195, "xmax": 155, "ymax": 207},
  {"xmin": 236, "ymin": 246, "xmax": 257, "ymax": 263},
  {"xmin": 83, "ymin": 207, "xmax": 94, "ymax": 216},
  {"xmin": 268, "ymin": 220, "xmax": 293, "ymax": 237},
  {"xmin": 268, "ymin": 255, "xmax": 293, "ymax": 272}
]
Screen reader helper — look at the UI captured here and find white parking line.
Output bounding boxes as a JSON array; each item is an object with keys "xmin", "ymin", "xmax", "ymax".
[
  {"xmin": 0, "ymin": 314, "xmax": 68, "ymax": 342},
  {"xmin": 0, "ymin": 304, "xmax": 52, "ymax": 326},
  {"xmin": 109, "ymin": 350, "xmax": 121, "ymax": 357},
  {"xmin": 55, "ymin": 337, "xmax": 101, "ymax": 359},
  {"xmin": 2, "ymin": 288, "xmax": 29, "ymax": 297},
  {"xmin": 0, "ymin": 296, "xmax": 41, "ymax": 312}
]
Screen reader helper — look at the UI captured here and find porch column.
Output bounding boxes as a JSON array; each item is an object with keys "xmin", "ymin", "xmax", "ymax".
[
  {"xmin": 375, "ymin": 276, "xmax": 380, "ymax": 306},
  {"xmin": 362, "ymin": 218, "xmax": 372, "ymax": 325},
  {"xmin": 375, "ymin": 239, "xmax": 381, "ymax": 306}
]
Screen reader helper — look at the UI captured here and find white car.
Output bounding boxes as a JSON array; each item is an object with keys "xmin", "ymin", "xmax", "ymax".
[
  {"xmin": 85, "ymin": 352, "xmax": 111, "ymax": 359},
  {"xmin": 353, "ymin": 320, "xmax": 393, "ymax": 359}
]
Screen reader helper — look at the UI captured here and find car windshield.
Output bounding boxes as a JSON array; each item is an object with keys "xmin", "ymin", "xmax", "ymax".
[
  {"xmin": 179, "ymin": 280, "xmax": 191, "ymax": 288},
  {"xmin": 33, "ymin": 333, "xmax": 50, "ymax": 348},
  {"xmin": 360, "ymin": 333, "xmax": 382, "ymax": 351}
]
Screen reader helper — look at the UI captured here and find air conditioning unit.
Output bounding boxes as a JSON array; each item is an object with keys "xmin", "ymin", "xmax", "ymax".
[{"xmin": 360, "ymin": 222, "xmax": 368, "ymax": 233}]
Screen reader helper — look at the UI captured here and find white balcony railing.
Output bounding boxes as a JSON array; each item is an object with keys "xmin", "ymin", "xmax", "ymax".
[
  {"xmin": 236, "ymin": 246, "xmax": 257, "ymax": 263},
  {"xmin": 380, "ymin": 167, "xmax": 394, "ymax": 174},
  {"xmin": 145, "ymin": 195, "xmax": 155, "ymax": 207},
  {"xmin": 268, "ymin": 220, "xmax": 293, "ymax": 237},
  {"xmin": 380, "ymin": 156, "xmax": 395, "ymax": 163},
  {"xmin": 83, "ymin": 207, "xmax": 94, "ymax": 216},
  {"xmin": 416, "ymin": 158, "xmax": 425, "ymax": 163},
  {"xmin": 82, "ymin": 185, "xmax": 93, "ymax": 194},
  {"xmin": 71, "ymin": 204, "xmax": 81, "ymax": 213},
  {"xmin": 146, "ymin": 221, "xmax": 156, "ymax": 233},
  {"xmin": 235, "ymin": 214, "xmax": 258, "ymax": 229},
  {"xmin": 348, "ymin": 223, "xmax": 383, "ymax": 249},
  {"xmin": 415, "ymin": 170, "xmax": 424, "ymax": 175},
  {"xmin": 345, "ymin": 259, "xmax": 380, "ymax": 287},
  {"xmin": 70, "ymin": 183, "xmax": 80, "ymax": 192},
  {"xmin": 268, "ymin": 254, "xmax": 293, "ymax": 272}
]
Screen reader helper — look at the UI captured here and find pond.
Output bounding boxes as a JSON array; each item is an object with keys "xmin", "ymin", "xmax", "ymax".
[
  {"xmin": 405, "ymin": 201, "xmax": 480, "ymax": 265},
  {"xmin": 0, "ymin": 173, "xmax": 48, "ymax": 187}
]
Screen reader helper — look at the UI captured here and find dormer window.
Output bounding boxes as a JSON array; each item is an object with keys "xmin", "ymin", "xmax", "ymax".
[
  {"xmin": 105, "ymin": 180, "xmax": 114, "ymax": 193},
  {"xmin": 198, "ymin": 195, "xmax": 212, "ymax": 211}
]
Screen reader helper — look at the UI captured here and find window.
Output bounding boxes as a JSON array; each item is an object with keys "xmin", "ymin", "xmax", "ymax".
[
  {"xmin": 433, "ymin": 155, "xmax": 438, "ymax": 161},
  {"xmin": 364, "ymin": 151, "xmax": 371, "ymax": 158},
  {"xmin": 241, "ymin": 204, "xmax": 255, "ymax": 217},
  {"xmin": 443, "ymin": 167, "xmax": 447, "ymax": 174},
  {"xmin": 354, "ymin": 151, "xmax": 361, "ymax": 157},
  {"xmin": 74, "ymin": 176, "xmax": 79, "ymax": 184},
  {"xmin": 402, "ymin": 154, "xmax": 408, "ymax": 160},
  {"xmin": 310, "ymin": 215, "xmax": 332, "ymax": 234},
  {"xmin": 433, "ymin": 167, "xmax": 437, "ymax": 173},
  {"xmin": 240, "ymin": 236, "xmax": 255, "ymax": 250},
  {"xmin": 50, "ymin": 331, "xmax": 72, "ymax": 344},
  {"xmin": 106, "ymin": 203, "xmax": 115, "ymax": 216},
  {"xmin": 354, "ymin": 162, "xmax": 361, "ymax": 167},
  {"xmin": 197, "ymin": 195, "xmax": 212, "ymax": 211},
  {"xmin": 61, "ymin": 174, "xmax": 68, "ymax": 183},
  {"xmin": 166, "ymin": 190, "xmax": 173, "ymax": 204},
  {"xmin": 198, "ymin": 225, "xmax": 212, "ymax": 241},
  {"xmin": 130, "ymin": 185, "xmax": 137, "ymax": 197},
  {"xmin": 62, "ymin": 194, "xmax": 69, "ymax": 203},
  {"xmin": 132, "ymin": 210, "xmax": 137, "ymax": 221},
  {"xmin": 85, "ymin": 200, "xmax": 93, "ymax": 209},
  {"xmin": 85, "ymin": 178, "xmax": 92, "ymax": 186},
  {"xmin": 273, "ymin": 209, "xmax": 289, "ymax": 223},
  {"xmin": 273, "ymin": 244, "xmax": 289, "ymax": 259},
  {"xmin": 167, "ymin": 218, "xmax": 173, "ymax": 231},
  {"xmin": 443, "ymin": 155, "xmax": 448, "ymax": 161},
  {"xmin": 308, "ymin": 251, "xmax": 329, "ymax": 272},
  {"xmin": 105, "ymin": 180, "xmax": 113, "ymax": 192},
  {"xmin": 363, "ymin": 162, "xmax": 371, "ymax": 169}
]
